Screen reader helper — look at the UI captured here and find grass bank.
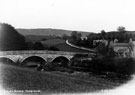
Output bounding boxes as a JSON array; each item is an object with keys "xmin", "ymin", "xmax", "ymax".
[{"xmin": 0, "ymin": 63, "xmax": 121, "ymax": 94}]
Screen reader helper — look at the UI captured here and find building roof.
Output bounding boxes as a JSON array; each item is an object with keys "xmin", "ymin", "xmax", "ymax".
[
  {"xmin": 117, "ymin": 48, "xmax": 129, "ymax": 52},
  {"xmin": 113, "ymin": 43, "xmax": 129, "ymax": 47}
]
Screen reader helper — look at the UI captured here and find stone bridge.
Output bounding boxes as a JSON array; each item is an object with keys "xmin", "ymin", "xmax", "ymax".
[{"xmin": 0, "ymin": 50, "xmax": 96, "ymax": 67}]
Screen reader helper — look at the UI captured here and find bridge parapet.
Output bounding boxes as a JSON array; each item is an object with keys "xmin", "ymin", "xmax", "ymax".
[
  {"xmin": 0, "ymin": 50, "xmax": 94, "ymax": 56},
  {"xmin": 0, "ymin": 50, "xmax": 96, "ymax": 65}
]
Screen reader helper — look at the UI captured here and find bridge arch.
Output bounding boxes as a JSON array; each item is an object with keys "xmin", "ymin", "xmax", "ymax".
[
  {"xmin": 0, "ymin": 57, "xmax": 15, "ymax": 64},
  {"xmin": 21, "ymin": 56, "xmax": 47, "ymax": 67},
  {"xmin": 52, "ymin": 56, "xmax": 70, "ymax": 67}
]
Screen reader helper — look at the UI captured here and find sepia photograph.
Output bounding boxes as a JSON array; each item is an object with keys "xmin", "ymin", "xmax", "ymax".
[{"xmin": 0, "ymin": 0, "xmax": 135, "ymax": 95}]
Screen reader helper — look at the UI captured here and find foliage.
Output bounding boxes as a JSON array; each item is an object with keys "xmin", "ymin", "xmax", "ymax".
[
  {"xmin": 32, "ymin": 42, "xmax": 45, "ymax": 50},
  {"xmin": 71, "ymin": 56, "xmax": 135, "ymax": 76},
  {"xmin": 41, "ymin": 38, "xmax": 47, "ymax": 41},
  {"xmin": 100, "ymin": 30, "xmax": 106, "ymax": 39},
  {"xmin": 72, "ymin": 54, "xmax": 89, "ymax": 58},
  {"xmin": 70, "ymin": 26, "xmax": 135, "ymax": 49},
  {"xmin": 71, "ymin": 31, "xmax": 78, "ymax": 41},
  {"xmin": 71, "ymin": 31, "xmax": 81, "ymax": 41},
  {"xmin": 91, "ymin": 57, "xmax": 135, "ymax": 75},
  {"xmin": 70, "ymin": 54, "xmax": 92, "ymax": 70},
  {"xmin": 95, "ymin": 40, "xmax": 116, "ymax": 58},
  {"xmin": 62, "ymin": 34, "xmax": 69, "ymax": 40},
  {"xmin": 117, "ymin": 26, "xmax": 126, "ymax": 32},
  {"xmin": 0, "ymin": 23, "xmax": 27, "ymax": 50},
  {"xmin": 48, "ymin": 46, "xmax": 59, "ymax": 51},
  {"xmin": 96, "ymin": 43, "xmax": 108, "ymax": 55},
  {"xmin": 113, "ymin": 58, "xmax": 134, "ymax": 74},
  {"xmin": 26, "ymin": 42, "xmax": 34, "ymax": 50}
]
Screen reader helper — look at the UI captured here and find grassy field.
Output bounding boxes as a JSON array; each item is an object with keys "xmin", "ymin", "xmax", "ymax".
[
  {"xmin": 0, "ymin": 63, "xmax": 129, "ymax": 95},
  {"xmin": 40, "ymin": 38, "xmax": 92, "ymax": 53},
  {"xmin": 25, "ymin": 35, "xmax": 58, "ymax": 42},
  {"xmin": 17, "ymin": 28, "xmax": 90, "ymax": 37},
  {"xmin": 56, "ymin": 42, "xmax": 92, "ymax": 53},
  {"xmin": 41, "ymin": 39, "xmax": 65, "ymax": 47}
]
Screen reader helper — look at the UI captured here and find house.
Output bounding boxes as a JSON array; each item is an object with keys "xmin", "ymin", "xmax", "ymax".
[
  {"xmin": 81, "ymin": 35, "xmax": 88, "ymax": 40},
  {"xmin": 110, "ymin": 38, "xmax": 135, "ymax": 58},
  {"xmin": 93, "ymin": 39, "xmax": 108, "ymax": 46}
]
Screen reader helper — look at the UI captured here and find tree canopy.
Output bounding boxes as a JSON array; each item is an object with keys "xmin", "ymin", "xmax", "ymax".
[
  {"xmin": 0, "ymin": 23, "xmax": 27, "ymax": 50},
  {"xmin": 32, "ymin": 42, "xmax": 45, "ymax": 50},
  {"xmin": 117, "ymin": 26, "xmax": 126, "ymax": 32}
]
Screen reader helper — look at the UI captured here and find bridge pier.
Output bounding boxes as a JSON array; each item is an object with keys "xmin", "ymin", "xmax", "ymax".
[{"xmin": 46, "ymin": 58, "xmax": 53, "ymax": 64}]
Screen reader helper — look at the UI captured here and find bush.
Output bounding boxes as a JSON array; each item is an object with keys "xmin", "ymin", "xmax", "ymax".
[
  {"xmin": 73, "ymin": 54, "xmax": 89, "ymax": 58},
  {"xmin": 114, "ymin": 58, "xmax": 135, "ymax": 75},
  {"xmin": 70, "ymin": 55, "xmax": 93, "ymax": 72},
  {"xmin": 48, "ymin": 46, "xmax": 59, "ymax": 51},
  {"xmin": 71, "ymin": 51, "xmax": 135, "ymax": 76},
  {"xmin": 44, "ymin": 62, "xmax": 55, "ymax": 71},
  {"xmin": 91, "ymin": 57, "xmax": 135, "ymax": 75},
  {"xmin": 32, "ymin": 42, "xmax": 45, "ymax": 50}
]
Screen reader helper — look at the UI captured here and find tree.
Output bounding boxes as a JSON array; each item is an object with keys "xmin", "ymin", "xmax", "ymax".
[
  {"xmin": 77, "ymin": 33, "xmax": 82, "ymax": 40},
  {"xmin": 62, "ymin": 34, "xmax": 69, "ymax": 40},
  {"xmin": 0, "ymin": 23, "xmax": 27, "ymax": 50},
  {"xmin": 96, "ymin": 42, "xmax": 115, "ymax": 58},
  {"xmin": 33, "ymin": 42, "xmax": 44, "ymax": 50},
  {"xmin": 117, "ymin": 26, "xmax": 126, "ymax": 32},
  {"xmin": 41, "ymin": 38, "xmax": 47, "ymax": 41},
  {"xmin": 27, "ymin": 42, "xmax": 34, "ymax": 50},
  {"xmin": 100, "ymin": 30, "xmax": 106, "ymax": 39},
  {"xmin": 76, "ymin": 38, "xmax": 83, "ymax": 46},
  {"xmin": 71, "ymin": 31, "xmax": 78, "ymax": 41},
  {"xmin": 48, "ymin": 46, "xmax": 59, "ymax": 51}
]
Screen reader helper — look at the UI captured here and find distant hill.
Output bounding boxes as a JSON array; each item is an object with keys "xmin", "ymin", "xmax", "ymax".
[
  {"xmin": 25, "ymin": 35, "xmax": 59, "ymax": 42},
  {"xmin": 41, "ymin": 39, "xmax": 65, "ymax": 47},
  {"xmin": 123, "ymin": 31, "xmax": 135, "ymax": 35},
  {"xmin": 17, "ymin": 28, "xmax": 91, "ymax": 37},
  {"xmin": 109, "ymin": 31, "xmax": 135, "ymax": 34}
]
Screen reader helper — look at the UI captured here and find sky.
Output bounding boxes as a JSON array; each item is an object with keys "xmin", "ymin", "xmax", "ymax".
[{"xmin": 0, "ymin": 0, "xmax": 135, "ymax": 33}]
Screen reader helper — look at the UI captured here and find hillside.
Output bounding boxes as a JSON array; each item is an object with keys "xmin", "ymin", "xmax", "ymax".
[
  {"xmin": 41, "ymin": 39, "xmax": 65, "ymax": 47},
  {"xmin": 108, "ymin": 31, "xmax": 135, "ymax": 35},
  {"xmin": 17, "ymin": 28, "xmax": 91, "ymax": 36},
  {"xmin": 25, "ymin": 35, "xmax": 59, "ymax": 42}
]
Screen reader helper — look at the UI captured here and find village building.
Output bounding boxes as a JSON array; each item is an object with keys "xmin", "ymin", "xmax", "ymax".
[
  {"xmin": 81, "ymin": 35, "xmax": 88, "ymax": 40},
  {"xmin": 93, "ymin": 39, "xmax": 108, "ymax": 46},
  {"xmin": 110, "ymin": 38, "xmax": 135, "ymax": 58}
]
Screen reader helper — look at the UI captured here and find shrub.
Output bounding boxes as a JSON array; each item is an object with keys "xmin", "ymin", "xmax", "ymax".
[
  {"xmin": 91, "ymin": 57, "xmax": 135, "ymax": 75},
  {"xmin": 114, "ymin": 58, "xmax": 135, "ymax": 75},
  {"xmin": 44, "ymin": 62, "xmax": 55, "ymax": 71},
  {"xmin": 48, "ymin": 46, "xmax": 59, "ymax": 51},
  {"xmin": 71, "ymin": 51, "xmax": 135, "ymax": 76},
  {"xmin": 32, "ymin": 42, "xmax": 45, "ymax": 50}
]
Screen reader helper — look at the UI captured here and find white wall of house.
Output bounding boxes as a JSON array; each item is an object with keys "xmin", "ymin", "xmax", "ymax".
[{"xmin": 113, "ymin": 40, "xmax": 135, "ymax": 58}]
